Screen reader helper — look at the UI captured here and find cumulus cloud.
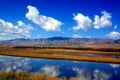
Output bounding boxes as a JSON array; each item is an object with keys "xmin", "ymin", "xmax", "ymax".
[
  {"xmin": 40, "ymin": 65, "xmax": 60, "ymax": 77},
  {"xmin": 107, "ymin": 31, "xmax": 120, "ymax": 39},
  {"xmin": 73, "ymin": 13, "xmax": 92, "ymax": 31},
  {"xmin": 73, "ymin": 11, "xmax": 112, "ymax": 31},
  {"xmin": 0, "ymin": 19, "xmax": 33, "ymax": 40},
  {"xmin": 17, "ymin": 21, "xmax": 33, "ymax": 30},
  {"xmin": 26, "ymin": 5, "xmax": 62, "ymax": 31},
  {"xmin": 93, "ymin": 11, "xmax": 112, "ymax": 29}
]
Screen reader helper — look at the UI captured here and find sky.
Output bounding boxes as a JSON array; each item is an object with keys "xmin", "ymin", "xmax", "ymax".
[{"xmin": 0, "ymin": 0, "xmax": 120, "ymax": 40}]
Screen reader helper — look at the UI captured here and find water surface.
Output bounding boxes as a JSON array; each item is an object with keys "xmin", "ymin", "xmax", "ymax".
[{"xmin": 0, "ymin": 55, "xmax": 120, "ymax": 80}]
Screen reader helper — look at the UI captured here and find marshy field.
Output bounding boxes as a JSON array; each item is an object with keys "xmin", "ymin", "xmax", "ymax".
[{"xmin": 0, "ymin": 45, "xmax": 120, "ymax": 63}]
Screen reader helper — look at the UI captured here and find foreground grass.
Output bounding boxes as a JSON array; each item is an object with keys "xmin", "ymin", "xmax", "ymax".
[
  {"xmin": 0, "ymin": 70, "xmax": 71, "ymax": 80},
  {"xmin": 0, "ymin": 46, "xmax": 120, "ymax": 63},
  {"xmin": 0, "ymin": 70, "xmax": 82, "ymax": 80}
]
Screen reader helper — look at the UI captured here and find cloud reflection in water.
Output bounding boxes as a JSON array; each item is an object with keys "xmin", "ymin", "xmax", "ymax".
[
  {"xmin": 0, "ymin": 56, "xmax": 31, "ymax": 72},
  {"xmin": 0, "ymin": 55, "xmax": 120, "ymax": 80}
]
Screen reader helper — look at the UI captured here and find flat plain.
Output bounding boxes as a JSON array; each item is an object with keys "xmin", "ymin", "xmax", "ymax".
[{"xmin": 0, "ymin": 45, "xmax": 120, "ymax": 63}]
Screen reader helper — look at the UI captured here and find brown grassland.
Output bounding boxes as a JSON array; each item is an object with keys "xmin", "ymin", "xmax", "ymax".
[
  {"xmin": 0, "ymin": 45, "xmax": 120, "ymax": 63},
  {"xmin": 0, "ymin": 70, "xmax": 76, "ymax": 80}
]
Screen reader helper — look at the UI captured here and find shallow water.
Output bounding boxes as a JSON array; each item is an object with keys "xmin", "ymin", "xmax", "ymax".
[
  {"xmin": 0, "ymin": 55, "xmax": 120, "ymax": 80},
  {"xmin": 53, "ymin": 52, "xmax": 120, "ymax": 58}
]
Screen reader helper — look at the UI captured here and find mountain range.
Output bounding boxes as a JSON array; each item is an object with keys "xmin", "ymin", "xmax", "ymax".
[{"xmin": 0, "ymin": 37, "xmax": 120, "ymax": 46}]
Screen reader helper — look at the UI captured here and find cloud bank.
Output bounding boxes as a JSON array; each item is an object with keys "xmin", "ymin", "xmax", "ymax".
[
  {"xmin": 0, "ymin": 19, "xmax": 33, "ymax": 40},
  {"xmin": 26, "ymin": 5, "xmax": 62, "ymax": 31}
]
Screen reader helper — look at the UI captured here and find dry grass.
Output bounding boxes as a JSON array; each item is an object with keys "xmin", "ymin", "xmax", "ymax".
[
  {"xmin": 0, "ymin": 70, "xmax": 67, "ymax": 80},
  {"xmin": 0, "ymin": 46, "xmax": 120, "ymax": 63}
]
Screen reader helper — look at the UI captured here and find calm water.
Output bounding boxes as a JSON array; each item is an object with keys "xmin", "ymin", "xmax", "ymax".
[{"xmin": 0, "ymin": 55, "xmax": 120, "ymax": 80}]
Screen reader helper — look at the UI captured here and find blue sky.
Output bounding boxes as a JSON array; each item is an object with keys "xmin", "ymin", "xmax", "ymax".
[{"xmin": 0, "ymin": 0, "xmax": 120, "ymax": 40}]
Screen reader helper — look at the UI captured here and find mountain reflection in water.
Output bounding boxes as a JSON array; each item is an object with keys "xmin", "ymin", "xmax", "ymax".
[{"xmin": 0, "ymin": 55, "xmax": 120, "ymax": 80}]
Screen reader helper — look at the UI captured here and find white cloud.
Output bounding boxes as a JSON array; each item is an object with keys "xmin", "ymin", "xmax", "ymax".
[
  {"xmin": 40, "ymin": 65, "xmax": 60, "ymax": 77},
  {"xmin": 93, "ymin": 11, "xmax": 112, "ymax": 29},
  {"xmin": 107, "ymin": 31, "xmax": 120, "ymax": 39},
  {"xmin": 72, "ymin": 34, "xmax": 83, "ymax": 38},
  {"xmin": 17, "ymin": 21, "xmax": 33, "ymax": 30},
  {"xmin": 26, "ymin": 5, "xmax": 62, "ymax": 31},
  {"xmin": 73, "ymin": 13, "xmax": 92, "ymax": 31},
  {"xmin": 73, "ymin": 11, "xmax": 112, "ymax": 31},
  {"xmin": 0, "ymin": 19, "xmax": 33, "ymax": 40},
  {"xmin": 114, "ymin": 25, "xmax": 118, "ymax": 30}
]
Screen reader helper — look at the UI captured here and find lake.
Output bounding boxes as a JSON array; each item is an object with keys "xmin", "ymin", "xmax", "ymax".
[{"xmin": 0, "ymin": 55, "xmax": 120, "ymax": 80}]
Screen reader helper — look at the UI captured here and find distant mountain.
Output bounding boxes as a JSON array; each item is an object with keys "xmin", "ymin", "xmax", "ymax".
[
  {"xmin": 115, "ymin": 39, "xmax": 120, "ymax": 44},
  {"xmin": 47, "ymin": 37, "xmax": 70, "ymax": 41},
  {"xmin": 0, "ymin": 37, "xmax": 119, "ymax": 46}
]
